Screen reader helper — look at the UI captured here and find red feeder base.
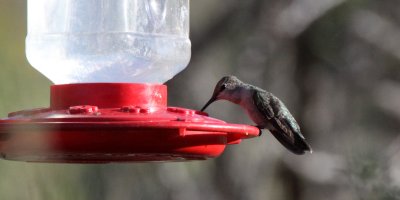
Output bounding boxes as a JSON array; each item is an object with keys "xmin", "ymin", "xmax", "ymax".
[{"xmin": 0, "ymin": 83, "xmax": 259, "ymax": 163}]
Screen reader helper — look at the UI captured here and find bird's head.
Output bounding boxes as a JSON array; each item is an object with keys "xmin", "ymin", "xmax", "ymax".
[{"xmin": 201, "ymin": 75, "xmax": 242, "ymax": 111}]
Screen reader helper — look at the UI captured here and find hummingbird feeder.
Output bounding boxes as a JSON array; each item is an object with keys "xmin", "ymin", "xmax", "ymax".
[{"xmin": 0, "ymin": 0, "xmax": 259, "ymax": 163}]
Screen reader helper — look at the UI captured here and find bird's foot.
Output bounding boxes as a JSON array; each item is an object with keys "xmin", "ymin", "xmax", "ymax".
[{"xmin": 255, "ymin": 125, "xmax": 263, "ymax": 136}]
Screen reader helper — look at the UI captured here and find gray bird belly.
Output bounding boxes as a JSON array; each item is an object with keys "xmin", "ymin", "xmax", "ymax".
[{"xmin": 243, "ymin": 104, "xmax": 272, "ymax": 129}]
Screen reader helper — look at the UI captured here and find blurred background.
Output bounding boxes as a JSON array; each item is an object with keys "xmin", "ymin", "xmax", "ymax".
[{"xmin": 1, "ymin": 0, "xmax": 400, "ymax": 199}]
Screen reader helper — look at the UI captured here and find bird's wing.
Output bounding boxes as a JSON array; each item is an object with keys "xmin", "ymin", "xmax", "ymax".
[
  {"xmin": 253, "ymin": 90, "xmax": 311, "ymax": 154},
  {"xmin": 253, "ymin": 90, "xmax": 295, "ymax": 143}
]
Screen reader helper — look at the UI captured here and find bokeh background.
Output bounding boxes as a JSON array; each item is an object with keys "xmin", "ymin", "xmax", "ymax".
[{"xmin": 1, "ymin": 0, "xmax": 400, "ymax": 199}]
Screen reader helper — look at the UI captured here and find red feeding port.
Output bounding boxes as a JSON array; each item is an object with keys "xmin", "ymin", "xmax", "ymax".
[{"xmin": 0, "ymin": 83, "xmax": 259, "ymax": 163}]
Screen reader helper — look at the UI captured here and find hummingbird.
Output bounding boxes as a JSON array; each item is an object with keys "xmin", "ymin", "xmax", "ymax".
[{"xmin": 201, "ymin": 76, "xmax": 312, "ymax": 155}]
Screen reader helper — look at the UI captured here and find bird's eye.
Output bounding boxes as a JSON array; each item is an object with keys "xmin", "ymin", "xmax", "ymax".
[{"xmin": 220, "ymin": 84, "xmax": 226, "ymax": 91}]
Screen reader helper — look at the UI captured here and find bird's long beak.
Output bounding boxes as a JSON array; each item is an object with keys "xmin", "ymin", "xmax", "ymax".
[{"xmin": 201, "ymin": 96, "xmax": 217, "ymax": 112}]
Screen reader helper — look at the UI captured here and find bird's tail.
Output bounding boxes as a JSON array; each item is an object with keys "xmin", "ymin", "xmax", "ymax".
[{"xmin": 270, "ymin": 130, "xmax": 312, "ymax": 155}]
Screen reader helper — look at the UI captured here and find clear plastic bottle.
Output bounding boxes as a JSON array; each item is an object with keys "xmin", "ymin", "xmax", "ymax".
[{"xmin": 26, "ymin": 0, "xmax": 191, "ymax": 84}]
